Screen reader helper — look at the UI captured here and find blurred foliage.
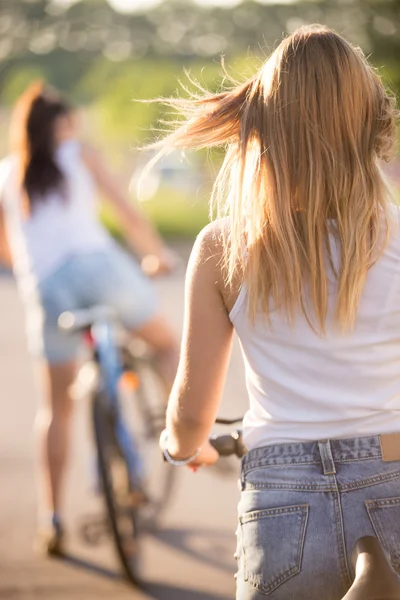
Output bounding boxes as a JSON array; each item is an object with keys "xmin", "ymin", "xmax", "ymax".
[
  {"xmin": 0, "ymin": 0, "xmax": 399, "ymax": 236},
  {"xmin": 101, "ymin": 184, "xmax": 210, "ymax": 238},
  {"xmin": 1, "ymin": 0, "xmax": 399, "ymax": 141}
]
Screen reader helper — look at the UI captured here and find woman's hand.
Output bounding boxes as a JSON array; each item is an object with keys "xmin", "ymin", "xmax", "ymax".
[
  {"xmin": 141, "ymin": 248, "xmax": 181, "ymax": 277},
  {"xmin": 187, "ymin": 440, "xmax": 220, "ymax": 471},
  {"xmin": 160, "ymin": 430, "xmax": 219, "ymax": 471}
]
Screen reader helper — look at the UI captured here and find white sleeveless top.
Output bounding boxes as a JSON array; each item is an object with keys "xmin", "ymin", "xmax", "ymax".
[
  {"xmin": 0, "ymin": 140, "xmax": 111, "ymax": 282},
  {"xmin": 230, "ymin": 209, "xmax": 400, "ymax": 449}
]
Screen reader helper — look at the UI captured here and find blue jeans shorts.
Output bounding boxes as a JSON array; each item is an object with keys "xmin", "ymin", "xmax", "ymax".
[
  {"xmin": 236, "ymin": 435, "xmax": 400, "ymax": 599},
  {"xmin": 22, "ymin": 247, "xmax": 157, "ymax": 364}
]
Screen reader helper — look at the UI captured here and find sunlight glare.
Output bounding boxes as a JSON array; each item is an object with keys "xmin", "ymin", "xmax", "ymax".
[
  {"xmin": 107, "ymin": 0, "xmax": 163, "ymax": 13},
  {"xmin": 193, "ymin": 0, "xmax": 242, "ymax": 7}
]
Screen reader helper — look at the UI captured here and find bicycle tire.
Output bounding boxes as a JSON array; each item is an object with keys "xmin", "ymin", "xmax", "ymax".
[
  {"xmin": 92, "ymin": 391, "xmax": 142, "ymax": 586},
  {"xmin": 126, "ymin": 355, "xmax": 178, "ymax": 525}
]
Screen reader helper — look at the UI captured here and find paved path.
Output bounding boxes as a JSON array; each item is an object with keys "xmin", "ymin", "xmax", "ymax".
[{"xmin": 0, "ymin": 250, "xmax": 247, "ymax": 600}]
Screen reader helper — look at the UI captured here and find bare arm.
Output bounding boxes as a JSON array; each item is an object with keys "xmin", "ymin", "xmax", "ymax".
[
  {"xmin": 82, "ymin": 144, "xmax": 172, "ymax": 269},
  {"xmin": 165, "ymin": 222, "xmax": 234, "ymax": 461},
  {"xmin": 0, "ymin": 205, "xmax": 12, "ymax": 268},
  {"xmin": 0, "ymin": 161, "xmax": 13, "ymax": 269}
]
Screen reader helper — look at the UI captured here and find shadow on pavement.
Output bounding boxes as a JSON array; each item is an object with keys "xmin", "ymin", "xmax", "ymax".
[
  {"xmin": 143, "ymin": 582, "xmax": 229, "ymax": 600},
  {"xmin": 57, "ymin": 552, "xmax": 125, "ymax": 583},
  {"xmin": 55, "ymin": 553, "xmax": 230, "ymax": 599},
  {"xmin": 150, "ymin": 526, "xmax": 235, "ymax": 575}
]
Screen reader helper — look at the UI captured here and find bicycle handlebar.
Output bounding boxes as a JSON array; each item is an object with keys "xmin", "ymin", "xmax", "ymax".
[
  {"xmin": 209, "ymin": 430, "xmax": 247, "ymax": 458},
  {"xmin": 215, "ymin": 417, "xmax": 243, "ymax": 425}
]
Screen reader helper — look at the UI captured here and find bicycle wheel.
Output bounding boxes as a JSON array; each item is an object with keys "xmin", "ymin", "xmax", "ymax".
[
  {"xmin": 122, "ymin": 353, "xmax": 178, "ymax": 525},
  {"xmin": 92, "ymin": 391, "xmax": 141, "ymax": 586}
]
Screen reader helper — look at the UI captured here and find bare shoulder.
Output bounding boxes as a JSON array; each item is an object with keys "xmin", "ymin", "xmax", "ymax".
[
  {"xmin": 191, "ymin": 219, "xmax": 228, "ymax": 265},
  {"xmin": 190, "ymin": 219, "xmax": 241, "ymax": 313},
  {"xmin": 189, "ymin": 219, "xmax": 232, "ymax": 285}
]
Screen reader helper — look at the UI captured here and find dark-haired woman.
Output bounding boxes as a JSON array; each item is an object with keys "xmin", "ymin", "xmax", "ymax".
[{"xmin": 0, "ymin": 82, "xmax": 178, "ymax": 554}]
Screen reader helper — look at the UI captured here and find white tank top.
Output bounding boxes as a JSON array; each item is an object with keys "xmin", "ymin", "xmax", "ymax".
[
  {"xmin": 0, "ymin": 140, "xmax": 111, "ymax": 282},
  {"xmin": 230, "ymin": 208, "xmax": 400, "ymax": 449}
]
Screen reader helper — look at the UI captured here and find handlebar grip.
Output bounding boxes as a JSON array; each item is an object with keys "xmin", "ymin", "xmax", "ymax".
[
  {"xmin": 210, "ymin": 434, "xmax": 237, "ymax": 456},
  {"xmin": 209, "ymin": 430, "xmax": 246, "ymax": 458}
]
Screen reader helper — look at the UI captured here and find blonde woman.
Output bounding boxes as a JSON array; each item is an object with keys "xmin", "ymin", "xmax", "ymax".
[{"xmin": 156, "ymin": 25, "xmax": 400, "ymax": 599}]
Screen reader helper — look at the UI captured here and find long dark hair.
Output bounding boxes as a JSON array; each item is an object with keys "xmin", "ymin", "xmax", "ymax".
[{"xmin": 10, "ymin": 81, "xmax": 71, "ymax": 211}]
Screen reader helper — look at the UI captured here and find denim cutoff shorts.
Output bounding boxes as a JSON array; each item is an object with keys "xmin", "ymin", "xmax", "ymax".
[
  {"xmin": 22, "ymin": 246, "xmax": 157, "ymax": 364},
  {"xmin": 236, "ymin": 435, "xmax": 400, "ymax": 599}
]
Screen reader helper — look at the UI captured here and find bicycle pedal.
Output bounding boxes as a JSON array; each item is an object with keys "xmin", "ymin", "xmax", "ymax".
[{"xmin": 79, "ymin": 517, "xmax": 110, "ymax": 546}]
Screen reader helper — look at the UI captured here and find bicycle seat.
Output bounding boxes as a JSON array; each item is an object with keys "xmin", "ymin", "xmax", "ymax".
[
  {"xmin": 58, "ymin": 306, "xmax": 116, "ymax": 333},
  {"xmin": 342, "ymin": 536, "xmax": 400, "ymax": 599}
]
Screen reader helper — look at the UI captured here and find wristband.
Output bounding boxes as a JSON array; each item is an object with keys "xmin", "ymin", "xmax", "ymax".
[{"xmin": 160, "ymin": 429, "xmax": 201, "ymax": 466}]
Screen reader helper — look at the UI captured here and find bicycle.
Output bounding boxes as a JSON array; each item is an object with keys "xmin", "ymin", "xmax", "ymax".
[
  {"xmin": 209, "ymin": 424, "xmax": 400, "ymax": 600},
  {"xmin": 59, "ymin": 305, "xmax": 177, "ymax": 586}
]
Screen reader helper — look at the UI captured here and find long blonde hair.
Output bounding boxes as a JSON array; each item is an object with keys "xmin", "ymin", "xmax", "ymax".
[{"xmin": 147, "ymin": 25, "xmax": 398, "ymax": 331}]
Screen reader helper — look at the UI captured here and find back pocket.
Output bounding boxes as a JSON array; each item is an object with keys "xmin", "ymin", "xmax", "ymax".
[
  {"xmin": 240, "ymin": 503, "xmax": 309, "ymax": 596},
  {"xmin": 366, "ymin": 496, "xmax": 400, "ymax": 572}
]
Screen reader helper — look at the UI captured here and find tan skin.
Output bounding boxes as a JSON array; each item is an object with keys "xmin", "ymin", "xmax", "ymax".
[
  {"xmin": 2, "ymin": 112, "xmax": 179, "ymax": 519},
  {"xmin": 163, "ymin": 220, "xmax": 241, "ymax": 469}
]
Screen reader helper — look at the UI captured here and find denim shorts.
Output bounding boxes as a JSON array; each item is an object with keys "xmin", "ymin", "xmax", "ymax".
[
  {"xmin": 22, "ymin": 246, "xmax": 157, "ymax": 364},
  {"xmin": 236, "ymin": 435, "xmax": 400, "ymax": 599}
]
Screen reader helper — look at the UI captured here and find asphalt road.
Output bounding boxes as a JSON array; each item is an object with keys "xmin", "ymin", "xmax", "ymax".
[{"xmin": 0, "ymin": 250, "xmax": 247, "ymax": 600}]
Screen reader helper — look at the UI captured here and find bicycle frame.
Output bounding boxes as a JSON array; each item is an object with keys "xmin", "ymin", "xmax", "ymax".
[{"xmin": 90, "ymin": 316, "xmax": 144, "ymax": 487}]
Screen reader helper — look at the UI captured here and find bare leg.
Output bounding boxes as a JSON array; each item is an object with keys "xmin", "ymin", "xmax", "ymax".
[
  {"xmin": 134, "ymin": 315, "xmax": 179, "ymax": 392},
  {"xmin": 35, "ymin": 360, "xmax": 76, "ymax": 521}
]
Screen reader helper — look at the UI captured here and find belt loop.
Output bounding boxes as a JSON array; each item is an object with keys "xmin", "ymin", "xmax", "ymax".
[{"xmin": 318, "ymin": 440, "xmax": 336, "ymax": 475}]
